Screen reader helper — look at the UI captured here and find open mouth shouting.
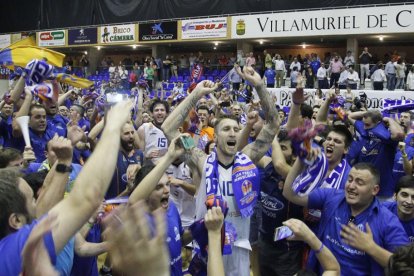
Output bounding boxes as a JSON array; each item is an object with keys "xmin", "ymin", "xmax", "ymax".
[{"xmin": 160, "ymin": 196, "xmax": 169, "ymax": 209}]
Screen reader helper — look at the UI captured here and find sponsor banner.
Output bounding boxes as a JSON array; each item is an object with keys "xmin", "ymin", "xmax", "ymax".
[
  {"xmin": 268, "ymin": 88, "xmax": 414, "ymax": 109},
  {"xmin": 68, "ymin": 28, "xmax": 97, "ymax": 45},
  {"xmin": 232, "ymin": 4, "xmax": 414, "ymax": 38},
  {"xmin": 0, "ymin": 34, "xmax": 11, "ymax": 49},
  {"xmin": 37, "ymin": 30, "xmax": 66, "ymax": 47},
  {"xmin": 100, "ymin": 24, "xmax": 136, "ymax": 44},
  {"xmin": 139, "ymin": 21, "xmax": 177, "ymax": 41},
  {"xmin": 181, "ymin": 17, "xmax": 227, "ymax": 40}
]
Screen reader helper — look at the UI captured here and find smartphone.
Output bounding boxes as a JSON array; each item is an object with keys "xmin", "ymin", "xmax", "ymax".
[
  {"xmin": 180, "ymin": 136, "xmax": 195, "ymax": 150},
  {"xmin": 274, "ymin": 226, "xmax": 294, "ymax": 241},
  {"xmin": 106, "ymin": 93, "xmax": 125, "ymax": 104}
]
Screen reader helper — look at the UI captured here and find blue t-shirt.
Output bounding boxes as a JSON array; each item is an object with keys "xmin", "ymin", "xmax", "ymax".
[
  {"xmin": 167, "ymin": 202, "xmax": 184, "ymax": 276},
  {"xmin": 0, "ymin": 116, "xmax": 25, "ymax": 152},
  {"xmin": 106, "ymin": 149, "xmax": 144, "ymax": 199},
  {"xmin": 30, "ymin": 126, "xmax": 58, "ymax": 162},
  {"xmin": 48, "ymin": 114, "xmax": 68, "ymax": 137},
  {"xmin": 310, "ymin": 60, "xmax": 321, "ymax": 75},
  {"xmin": 71, "ymin": 224, "xmax": 102, "ymax": 276},
  {"xmin": 308, "ymin": 189, "xmax": 408, "ymax": 276},
  {"xmin": 259, "ymin": 162, "xmax": 303, "ymax": 250},
  {"xmin": 264, "ymin": 69, "xmax": 276, "ymax": 85},
  {"xmin": 383, "ymin": 201, "xmax": 414, "ymax": 243},
  {"xmin": 56, "ymin": 237, "xmax": 75, "ymax": 276},
  {"xmin": 0, "ymin": 219, "xmax": 56, "ymax": 276},
  {"xmin": 353, "ymin": 121, "xmax": 398, "ymax": 197}
]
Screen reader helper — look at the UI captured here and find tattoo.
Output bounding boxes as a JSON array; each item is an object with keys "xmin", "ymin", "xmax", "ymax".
[
  {"xmin": 243, "ymin": 124, "xmax": 277, "ymax": 164},
  {"xmin": 255, "ymin": 83, "xmax": 278, "ymax": 124},
  {"xmin": 185, "ymin": 147, "xmax": 207, "ymax": 174}
]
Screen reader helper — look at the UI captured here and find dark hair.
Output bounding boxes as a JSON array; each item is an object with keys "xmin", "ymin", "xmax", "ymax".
[
  {"xmin": 29, "ymin": 104, "xmax": 46, "ymax": 116},
  {"xmin": 387, "ymin": 244, "xmax": 414, "ymax": 276},
  {"xmin": 134, "ymin": 162, "xmax": 155, "ymax": 187},
  {"xmin": 300, "ymin": 104, "xmax": 313, "ymax": 120},
  {"xmin": 395, "ymin": 175, "xmax": 414, "ymax": 194},
  {"xmin": 0, "ymin": 168, "xmax": 27, "ymax": 239},
  {"xmin": 353, "ymin": 162, "xmax": 380, "ymax": 186},
  {"xmin": 204, "ymin": 140, "xmax": 215, "ymax": 154},
  {"xmin": 150, "ymin": 99, "xmax": 170, "ymax": 114},
  {"xmin": 23, "ymin": 171, "xmax": 48, "ymax": 199},
  {"xmin": 329, "ymin": 125, "xmax": 353, "ymax": 148},
  {"xmin": 214, "ymin": 114, "xmax": 239, "ymax": 132},
  {"xmin": 0, "ymin": 148, "xmax": 22, "ymax": 168},
  {"xmin": 196, "ymin": 105, "xmax": 209, "ymax": 113}
]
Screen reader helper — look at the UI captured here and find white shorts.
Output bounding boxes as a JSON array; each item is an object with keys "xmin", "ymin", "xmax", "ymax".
[{"xmin": 222, "ymin": 246, "xmax": 250, "ymax": 276}]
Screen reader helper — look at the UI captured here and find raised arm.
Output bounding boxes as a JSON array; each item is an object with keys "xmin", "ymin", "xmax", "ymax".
[
  {"xmin": 237, "ymin": 66, "xmax": 279, "ymax": 163},
  {"xmin": 129, "ymin": 135, "xmax": 185, "ymax": 204},
  {"xmin": 237, "ymin": 111, "xmax": 258, "ymax": 151},
  {"xmin": 10, "ymin": 75, "xmax": 26, "ymax": 103},
  {"xmin": 35, "ymin": 136, "xmax": 73, "ymax": 218},
  {"xmin": 271, "ymin": 135, "xmax": 291, "ymax": 178},
  {"xmin": 316, "ymin": 89, "xmax": 335, "ymax": 125},
  {"xmin": 282, "ymin": 158, "xmax": 309, "ymax": 207},
  {"xmin": 383, "ymin": 117, "xmax": 404, "ymax": 141},
  {"xmin": 48, "ymin": 100, "xmax": 133, "ymax": 253},
  {"xmin": 161, "ymin": 80, "xmax": 218, "ymax": 141}
]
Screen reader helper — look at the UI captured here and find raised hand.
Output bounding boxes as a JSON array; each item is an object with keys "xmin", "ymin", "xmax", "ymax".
[
  {"xmin": 48, "ymin": 135, "xmax": 73, "ymax": 162},
  {"xmin": 193, "ymin": 80, "xmax": 219, "ymax": 96}
]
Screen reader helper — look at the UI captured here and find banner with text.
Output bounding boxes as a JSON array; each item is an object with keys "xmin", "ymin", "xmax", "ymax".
[
  {"xmin": 100, "ymin": 24, "xmax": 136, "ymax": 44},
  {"xmin": 268, "ymin": 88, "xmax": 414, "ymax": 110},
  {"xmin": 181, "ymin": 17, "xmax": 227, "ymax": 40},
  {"xmin": 68, "ymin": 28, "xmax": 97, "ymax": 45},
  {"xmin": 232, "ymin": 4, "xmax": 414, "ymax": 38},
  {"xmin": 139, "ymin": 21, "xmax": 177, "ymax": 42},
  {"xmin": 37, "ymin": 30, "xmax": 66, "ymax": 47}
]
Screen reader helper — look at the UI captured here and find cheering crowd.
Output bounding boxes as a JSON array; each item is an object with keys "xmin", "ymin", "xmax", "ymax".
[{"xmin": 0, "ymin": 56, "xmax": 414, "ymax": 276}]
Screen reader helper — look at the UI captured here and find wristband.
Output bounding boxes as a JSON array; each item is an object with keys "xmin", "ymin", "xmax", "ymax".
[
  {"xmin": 402, "ymin": 153, "xmax": 408, "ymax": 158},
  {"xmin": 315, "ymin": 243, "xmax": 324, "ymax": 254}
]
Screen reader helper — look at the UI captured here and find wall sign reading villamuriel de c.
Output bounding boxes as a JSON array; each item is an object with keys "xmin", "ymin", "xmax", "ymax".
[{"xmin": 232, "ymin": 4, "xmax": 414, "ymax": 38}]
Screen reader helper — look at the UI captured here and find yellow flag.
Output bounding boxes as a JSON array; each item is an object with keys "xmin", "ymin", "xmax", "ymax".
[
  {"xmin": 0, "ymin": 45, "xmax": 65, "ymax": 68},
  {"xmin": 6, "ymin": 36, "xmax": 36, "ymax": 50},
  {"xmin": 54, "ymin": 73, "xmax": 94, "ymax": 89}
]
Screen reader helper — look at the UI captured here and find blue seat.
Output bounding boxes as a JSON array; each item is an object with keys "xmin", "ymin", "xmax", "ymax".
[
  {"xmin": 167, "ymin": 83, "xmax": 174, "ymax": 90},
  {"xmin": 170, "ymin": 76, "xmax": 177, "ymax": 83},
  {"xmin": 177, "ymin": 76, "xmax": 184, "ymax": 82}
]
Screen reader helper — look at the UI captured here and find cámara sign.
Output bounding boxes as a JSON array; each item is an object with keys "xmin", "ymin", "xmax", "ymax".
[
  {"xmin": 232, "ymin": 4, "xmax": 414, "ymax": 38},
  {"xmin": 100, "ymin": 24, "xmax": 136, "ymax": 44}
]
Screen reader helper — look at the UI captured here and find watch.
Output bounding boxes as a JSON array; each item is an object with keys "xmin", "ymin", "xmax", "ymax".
[{"xmin": 56, "ymin": 164, "xmax": 73, "ymax": 173}]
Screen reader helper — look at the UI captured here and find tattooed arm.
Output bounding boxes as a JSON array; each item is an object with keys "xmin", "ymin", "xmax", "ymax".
[
  {"xmin": 237, "ymin": 66, "xmax": 279, "ymax": 163},
  {"xmin": 161, "ymin": 80, "xmax": 218, "ymax": 141}
]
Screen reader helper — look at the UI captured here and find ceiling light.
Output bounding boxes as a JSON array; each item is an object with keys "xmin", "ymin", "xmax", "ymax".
[{"xmin": 259, "ymin": 40, "xmax": 263, "ymax": 45}]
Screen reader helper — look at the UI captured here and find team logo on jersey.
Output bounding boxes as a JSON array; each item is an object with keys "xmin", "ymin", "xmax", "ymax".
[{"xmin": 241, "ymin": 180, "xmax": 252, "ymax": 196}]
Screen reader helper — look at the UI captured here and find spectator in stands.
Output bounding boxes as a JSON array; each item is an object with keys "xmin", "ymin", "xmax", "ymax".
[
  {"xmin": 189, "ymin": 53, "xmax": 196, "ymax": 69},
  {"xmin": 329, "ymin": 55, "xmax": 343, "ymax": 87},
  {"xmin": 290, "ymin": 67, "xmax": 300, "ymax": 88},
  {"xmin": 347, "ymin": 66, "xmax": 359, "ymax": 90},
  {"xmin": 218, "ymin": 55, "xmax": 228, "ymax": 70},
  {"xmin": 264, "ymin": 50, "xmax": 272, "ymax": 69},
  {"xmin": 371, "ymin": 64, "xmax": 386, "ymax": 90},
  {"xmin": 338, "ymin": 66, "xmax": 349, "ymax": 89},
  {"xmin": 407, "ymin": 66, "xmax": 414, "ymax": 91},
  {"xmin": 162, "ymin": 55, "xmax": 172, "ymax": 82},
  {"xmin": 246, "ymin": 52, "xmax": 256, "ymax": 67},
  {"xmin": 80, "ymin": 54, "xmax": 89, "ymax": 77},
  {"xmin": 229, "ymin": 64, "xmax": 243, "ymax": 100},
  {"xmin": 273, "ymin": 54, "xmax": 286, "ymax": 88},
  {"xmin": 119, "ymin": 65, "xmax": 128, "ymax": 89},
  {"xmin": 359, "ymin": 47, "xmax": 372, "ymax": 87},
  {"xmin": 179, "ymin": 55, "xmax": 189, "ymax": 71},
  {"xmin": 395, "ymin": 58, "xmax": 406, "ymax": 90},
  {"xmin": 317, "ymin": 63, "xmax": 329, "ymax": 89},
  {"xmin": 344, "ymin": 50, "xmax": 355, "ymax": 68},
  {"xmin": 264, "ymin": 67, "xmax": 276, "ymax": 88},
  {"xmin": 145, "ymin": 62, "xmax": 155, "ymax": 90},
  {"xmin": 385, "ymin": 59, "xmax": 397, "ymax": 91},
  {"xmin": 305, "ymin": 66, "xmax": 315, "ymax": 88},
  {"xmin": 290, "ymin": 57, "xmax": 301, "ymax": 74},
  {"xmin": 173, "ymin": 81, "xmax": 184, "ymax": 95}
]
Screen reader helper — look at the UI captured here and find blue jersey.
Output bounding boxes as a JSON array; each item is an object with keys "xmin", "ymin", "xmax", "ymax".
[
  {"xmin": 71, "ymin": 224, "xmax": 102, "ymax": 276},
  {"xmin": 106, "ymin": 149, "xmax": 144, "ymax": 199},
  {"xmin": 383, "ymin": 201, "xmax": 414, "ymax": 243},
  {"xmin": 0, "ymin": 116, "xmax": 25, "ymax": 152},
  {"xmin": 0, "ymin": 219, "xmax": 56, "ymax": 276},
  {"xmin": 29, "ymin": 126, "xmax": 58, "ymax": 163},
  {"xmin": 259, "ymin": 162, "xmax": 303, "ymax": 250},
  {"xmin": 310, "ymin": 60, "xmax": 321, "ymax": 75},
  {"xmin": 167, "ymin": 202, "xmax": 184, "ymax": 276},
  {"xmin": 264, "ymin": 69, "xmax": 276, "ymax": 84},
  {"xmin": 353, "ymin": 121, "xmax": 398, "ymax": 197},
  {"xmin": 308, "ymin": 189, "xmax": 408, "ymax": 276}
]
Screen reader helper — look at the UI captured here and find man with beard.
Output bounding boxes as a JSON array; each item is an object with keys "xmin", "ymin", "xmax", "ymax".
[
  {"xmin": 106, "ymin": 121, "xmax": 143, "ymax": 199},
  {"xmin": 189, "ymin": 105, "xmax": 214, "ymax": 150},
  {"xmin": 137, "ymin": 99, "xmax": 169, "ymax": 162}
]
